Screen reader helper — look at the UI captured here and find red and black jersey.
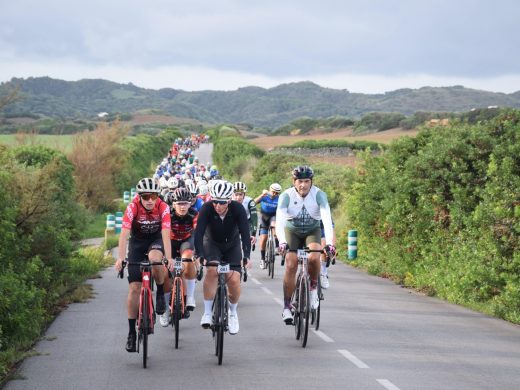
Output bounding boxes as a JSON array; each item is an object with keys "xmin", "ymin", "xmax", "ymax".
[
  {"xmin": 170, "ymin": 207, "xmax": 198, "ymax": 241},
  {"xmin": 122, "ymin": 197, "xmax": 171, "ymax": 240}
]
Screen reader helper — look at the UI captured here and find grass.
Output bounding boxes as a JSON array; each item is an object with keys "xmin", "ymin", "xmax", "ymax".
[
  {"xmin": 82, "ymin": 212, "xmax": 108, "ymax": 239},
  {"xmin": 0, "ymin": 134, "xmax": 75, "ymax": 153}
]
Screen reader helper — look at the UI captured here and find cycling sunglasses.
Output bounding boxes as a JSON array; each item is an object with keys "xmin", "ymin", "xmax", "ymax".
[
  {"xmin": 212, "ymin": 200, "xmax": 229, "ymax": 205},
  {"xmin": 141, "ymin": 193, "xmax": 158, "ymax": 201}
]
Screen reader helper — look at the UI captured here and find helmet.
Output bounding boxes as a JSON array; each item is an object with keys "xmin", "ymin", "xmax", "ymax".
[
  {"xmin": 209, "ymin": 180, "xmax": 234, "ymax": 201},
  {"xmin": 198, "ymin": 183, "xmax": 209, "ymax": 196},
  {"xmin": 210, "ymin": 165, "xmax": 218, "ymax": 171},
  {"xmin": 159, "ymin": 176, "xmax": 168, "ymax": 189},
  {"xmin": 233, "ymin": 181, "xmax": 248, "ymax": 193},
  {"xmin": 186, "ymin": 181, "xmax": 198, "ymax": 195},
  {"xmin": 292, "ymin": 165, "xmax": 314, "ymax": 180},
  {"xmin": 170, "ymin": 187, "xmax": 193, "ymax": 203},
  {"xmin": 167, "ymin": 177, "xmax": 179, "ymax": 189},
  {"xmin": 270, "ymin": 183, "xmax": 282, "ymax": 193},
  {"xmin": 136, "ymin": 177, "xmax": 161, "ymax": 194}
]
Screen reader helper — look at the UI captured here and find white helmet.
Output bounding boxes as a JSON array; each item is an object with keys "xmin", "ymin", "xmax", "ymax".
[
  {"xmin": 167, "ymin": 177, "xmax": 179, "ymax": 190},
  {"xmin": 198, "ymin": 183, "xmax": 209, "ymax": 196},
  {"xmin": 270, "ymin": 183, "xmax": 282, "ymax": 193},
  {"xmin": 136, "ymin": 177, "xmax": 161, "ymax": 194},
  {"xmin": 184, "ymin": 178, "xmax": 194, "ymax": 187},
  {"xmin": 204, "ymin": 171, "xmax": 211, "ymax": 180},
  {"xmin": 209, "ymin": 180, "xmax": 234, "ymax": 201},
  {"xmin": 159, "ymin": 176, "xmax": 168, "ymax": 189},
  {"xmin": 186, "ymin": 181, "xmax": 198, "ymax": 195},
  {"xmin": 233, "ymin": 181, "xmax": 247, "ymax": 193}
]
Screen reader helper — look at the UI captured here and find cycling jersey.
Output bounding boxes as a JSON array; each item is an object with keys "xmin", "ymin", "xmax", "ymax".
[
  {"xmin": 276, "ymin": 186, "xmax": 333, "ymax": 246},
  {"xmin": 258, "ymin": 194, "xmax": 279, "ymax": 216},
  {"xmin": 194, "ymin": 200, "xmax": 251, "ymax": 260},
  {"xmin": 170, "ymin": 207, "xmax": 198, "ymax": 241},
  {"xmin": 122, "ymin": 197, "xmax": 171, "ymax": 240},
  {"xmin": 192, "ymin": 197, "xmax": 204, "ymax": 212},
  {"xmin": 240, "ymin": 196, "xmax": 257, "ymax": 236}
]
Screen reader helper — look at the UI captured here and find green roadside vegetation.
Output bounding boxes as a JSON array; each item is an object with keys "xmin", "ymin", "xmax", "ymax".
[
  {"xmin": 276, "ymin": 139, "xmax": 383, "ymax": 151},
  {"xmin": 0, "ymin": 120, "xmax": 183, "ymax": 383},
  {"xmin": 213, "ymin": 110, "xmax": 520, "ymax": 325}
]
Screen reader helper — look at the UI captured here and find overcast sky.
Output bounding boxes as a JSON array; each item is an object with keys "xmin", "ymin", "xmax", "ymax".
[{"xmin": 1, "ymin": 0, "xmax": 519, "ymax": 93}]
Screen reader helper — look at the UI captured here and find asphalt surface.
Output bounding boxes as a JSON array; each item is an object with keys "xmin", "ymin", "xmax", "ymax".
[
  {"xmin": 6, "ymin": 143, "xmax": 520, "ymax": 389},
  {"xmin": 6, "ymin": 247, "xmax": 520, "ymax": 390}
]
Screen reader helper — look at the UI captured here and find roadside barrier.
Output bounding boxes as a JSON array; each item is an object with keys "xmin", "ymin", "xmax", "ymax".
[
  {"xmin": 115, "ymin": 211, "xmax": 123, "ymax": 233},
  {"xmin": 123, "ymin": 191, "xmax": 130, "ymax": 203},
  {"xmin": 348, "ymin": 230, "xmax": 358, "ymax": 260}
]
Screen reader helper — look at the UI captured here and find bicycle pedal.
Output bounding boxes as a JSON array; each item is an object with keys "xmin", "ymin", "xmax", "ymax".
[{"xmin": 183, "ymin": 311, "xmax": 190, "ymax": 319}]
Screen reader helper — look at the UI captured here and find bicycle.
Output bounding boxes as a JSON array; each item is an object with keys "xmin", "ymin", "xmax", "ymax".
[
  {"xmin": 265, "ymin": 226, "xmax": 276, "ymax": 278},
  {"xmin": 169, "ymin": 257, "xmax": 192, "ymax": 349},
  {"xmin": 310, "ymin": 248, "xmax": 336, "ymax": 331},
  {"xmin": 118, "ymin": 258, "xmax": 167, "ymax": 368},
  {"xmin": 289, "ymin": 247, "xmax": 322, "ymax": 348},
  {"xmin": 197, "ymin": 257, "xmax": 248, "ymax": 365}
]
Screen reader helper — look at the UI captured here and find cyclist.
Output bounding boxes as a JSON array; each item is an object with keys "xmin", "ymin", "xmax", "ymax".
[
  {"xmin": 275, "ymin": 166, "xmax": 335, "ymax": 324},
  {"xmin": 195, "ymin": 180, "xmax": 251, "ymax": 335},
  {"xmin": 159, "ymin": 187, "xmax": 199, "ymax": 327},
  {"xmin": 232, "ymin": 181, "xmax": 258, "ymax": 248},
  {"xmin": 254, "ymin": 183, "xmax": 282, "ymax": 269},
  {"xmin": 115, "ymin": 178, "xmax": 173, "ymax": 352}
]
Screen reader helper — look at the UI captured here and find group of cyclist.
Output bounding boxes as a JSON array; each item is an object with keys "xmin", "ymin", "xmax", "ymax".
[{"xmin": 115, "ymin": 134, "xmax": 336, "ymax": 353}]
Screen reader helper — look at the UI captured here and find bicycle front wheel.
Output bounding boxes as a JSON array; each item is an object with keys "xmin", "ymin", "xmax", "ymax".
[
  {"xmin": 315, "ymin": 277, "xmax": 322, "ymax": 331},
  {"xmin": 217, "ymin": 285, "xmax": 226, "ymax": 365},
  {"xmin": 293, "ymin": 274, "xmax": 302, "ymax": 340},
  {"xmin": 142, "ymin": 290, "xmax": 149, "ymax": 368},
  {"xmin": 300, "ymin": 276, "xmax": 310, "ymax": 348},
  {"xmin": 173, "ymin": 278, "xmax": 182, "ymax": 349}
]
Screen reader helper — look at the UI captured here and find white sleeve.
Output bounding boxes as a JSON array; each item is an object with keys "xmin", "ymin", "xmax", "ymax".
[
  {"xmin": 317, "ymin": 190, "xmax": 334, "ymax": 246},
  {"xmin": 275, "ymin": 192, "xmax": 290, "ymax": 244}
]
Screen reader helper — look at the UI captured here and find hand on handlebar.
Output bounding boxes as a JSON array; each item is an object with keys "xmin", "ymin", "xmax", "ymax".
[
  {"xmin": 278, "ymin": 242, "xmax": 288, "ymax": 255},
  {"xmin": 324, "ymin": 244, "xmax": 337, "ymax": 259}
]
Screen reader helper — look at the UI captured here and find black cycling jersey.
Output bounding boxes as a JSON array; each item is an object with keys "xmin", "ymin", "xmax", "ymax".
[{"xmin": 194, "ymin": 200, "xmax": 251, "ymax": 260}]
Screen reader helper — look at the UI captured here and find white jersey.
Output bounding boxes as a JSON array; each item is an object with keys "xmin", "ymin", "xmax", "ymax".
[{"xmin": 275, "ymin": 185, "xmax": 334, "ymax": 245}]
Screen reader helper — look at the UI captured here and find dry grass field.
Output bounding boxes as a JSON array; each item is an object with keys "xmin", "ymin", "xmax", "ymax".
[{"xmin": 250, "ymin": 127, "xmax": 419, "ymax": 167}]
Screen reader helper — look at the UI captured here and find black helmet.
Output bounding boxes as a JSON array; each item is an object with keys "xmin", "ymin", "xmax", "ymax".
[
  {"xmin": 292, "ymin": 165, "xmax": 314, "ymax": 179},
  {"xmin": 169, "ymin": 187, "xmax": 193, "ymax": 203}
]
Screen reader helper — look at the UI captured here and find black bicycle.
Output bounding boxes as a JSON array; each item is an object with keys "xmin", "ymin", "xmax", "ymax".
[
  {"xmin": 290, "ymin": 248, "xmax": 322, "ymax": 348},
  {"xmin": 198, "ymin": 257, "xmax": 248, "ymax": 365},
  {"xmin": 265, "ymin": 227, "xmax": 276, "ymax": 278}
]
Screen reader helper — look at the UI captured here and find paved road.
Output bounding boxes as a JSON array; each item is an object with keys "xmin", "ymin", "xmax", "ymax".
[
  {"xmin": 6, "ymin": 247, "xmax": 520, "ymax": 390},
  {"xmin": 6, "ymin": 143, "xmax": 520, "ymax": 389}
]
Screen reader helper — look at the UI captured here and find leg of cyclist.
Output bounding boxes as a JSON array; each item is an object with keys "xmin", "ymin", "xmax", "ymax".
[
  {"xmin": 258, "ymin": 214, "xmax": 269, "ymax": 269},
  {"xmin": 126, "ymin": 279, "xmax": 141, "ymax": 352},
  {"xmin": 320, "ymin": 236, "xmax": 329, "ymax": 289},
  {"xmin": 224, "ymin": 243, "xmax": 244, "ymax": 335},
  {"xmin": 201, "ymin": 266, "xmax": 218, "ymax": 328},
  {"xmin": 305, "ymin": 230, "xmax": 322, "ymax": 310},
  {"xmin": 149, "ymin": 246, "xmax": 167, "ymax": 315},
  {"xmin": 181, "ymin": 246, "xmax": 197, "ymax": 310}
]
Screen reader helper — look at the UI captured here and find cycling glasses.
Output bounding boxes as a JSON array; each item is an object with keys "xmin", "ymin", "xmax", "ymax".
[
  {"xmin": 212, "ymin": 200, "xmax": 229, "ymax": 205},
  {"xmin": 174, "ymin": 201, "xmax": 191, "ymax": 206},
  {"xmin": 141, "ymin": 193, "xmax": 158, "ymax": 201}
]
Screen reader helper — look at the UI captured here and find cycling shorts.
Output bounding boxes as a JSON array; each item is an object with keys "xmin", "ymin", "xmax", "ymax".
[
  {"xmin": 127, "ymin": 237, "xmax": 164, "ymax": 283},
  {"xmin": 171, "ymin": 236, "xmax": 195, "ymax": 258},
  {"xmin": 259, "ymin": 213, "xmax": 276, "ymax": 235},
  {"xmin": 285, "ymin": 226, "xmax": 321, "ymax": 251},
  {"xmin": 203, "ymin": 238, "xmax": 243, "ymax": 274}
]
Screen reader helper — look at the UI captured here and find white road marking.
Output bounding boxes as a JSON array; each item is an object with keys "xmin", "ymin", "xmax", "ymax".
[
  {"xmin": 251, "ymin": 278, "xmax": 261, "ymax": 285},
  {"xmin": 376, "ymin": 379, "xmax": 401, "ymax": 390},
  {"xmin": 261, "ymin": 286, "xmax": 273, "ymax": 295},
  {"xmin": 312, "ymin": 329, "xmax": 334, "ymax": 342},
  {"xmin": 273, "ymin": 297, "xmax": 284, "ymax": 306},
  {"xmin": 337, "ymin": 349, "xmax": 370, "ymax": 368}
]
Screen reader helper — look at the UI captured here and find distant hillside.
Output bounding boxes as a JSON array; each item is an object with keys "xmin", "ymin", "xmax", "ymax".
[{"xmin": 1, "ymin": 77, "xmax": 519, "ymax": 128}]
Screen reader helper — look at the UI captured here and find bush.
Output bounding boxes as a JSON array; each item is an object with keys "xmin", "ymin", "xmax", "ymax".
[{"xmin": 354, "ymin": 112, "xmax": 406, "ymax": 132}]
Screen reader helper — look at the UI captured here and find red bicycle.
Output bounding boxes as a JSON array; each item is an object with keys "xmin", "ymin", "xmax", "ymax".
[
  {"xmin": 119, "ymin": 258, "xmax": 166, "ymax": 368},
  {"xmin": 169, "ymin": 257, "xmax": 192, "ymax": 349}
]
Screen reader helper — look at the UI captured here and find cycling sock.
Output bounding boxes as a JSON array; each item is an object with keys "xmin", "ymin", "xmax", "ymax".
[
  {"xmin": 261, "ymin": 250, "xmax": 265, "ymax": 260},
  {"xmin": 156, "ymin": 283, "xmax": 164, "ymax": 295},
  {"xmin": 128, "ymin": 318, "xmax": 136, "ymax": 334},
  {"xmin": 321, "ymin": 263, "xmax": 328, "ymax": 275},
  {"xmin": 204, "ymin": 299, "xmax": 213, "ymax": 314},
  {"xmin": 284, "ymin": 297, "xmax": 292, "ymax": 309},
  {"xmin": 310, "ymin": 279, "xmax": 318, "ymax": 289},
  {"xmin": 186, "ymin": 279, "xmax": 196, "ymax": 297},
  {"xmin": 229, "ymin": 302, "xmax": 238, "ymax": 314}
]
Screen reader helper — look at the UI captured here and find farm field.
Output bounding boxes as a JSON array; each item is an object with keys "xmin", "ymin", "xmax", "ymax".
[
  {"xmin": 0, "ymin": 134, "xmax": 75, "ymax": 152},
  {"xmin": 249, "ymin": 127, "xmax": 419, "ymax": 168}
]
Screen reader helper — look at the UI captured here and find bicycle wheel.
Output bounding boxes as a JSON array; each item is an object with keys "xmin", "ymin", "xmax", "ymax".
[
  {"xmin": 173, "ymin": 278, "xmax": 182, "ymax": 349},
  {"xmin": 268, "ymin": 236, "xmax": 275, "ymax": 279},
  {"xmin": 293, "ymin": 274, "xmax": 302, "ymax": 340},
  {"xmin": 300, "ymin": 276, "xmax": 310, "ymax": 348},
  {"xmin": 142, "ymin": 290, "xmax": 149, "ymax": 368},
  {"xmin": 265, "ymin": 236, "xmax": 272, "ymax": 276},
  {"xmin": 212, "ymin": 289, "xmax": 220, "ymax": 356},
  {"xmin": 217, "ymin": 285, "xmax": 226, "ymax": 365}
]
